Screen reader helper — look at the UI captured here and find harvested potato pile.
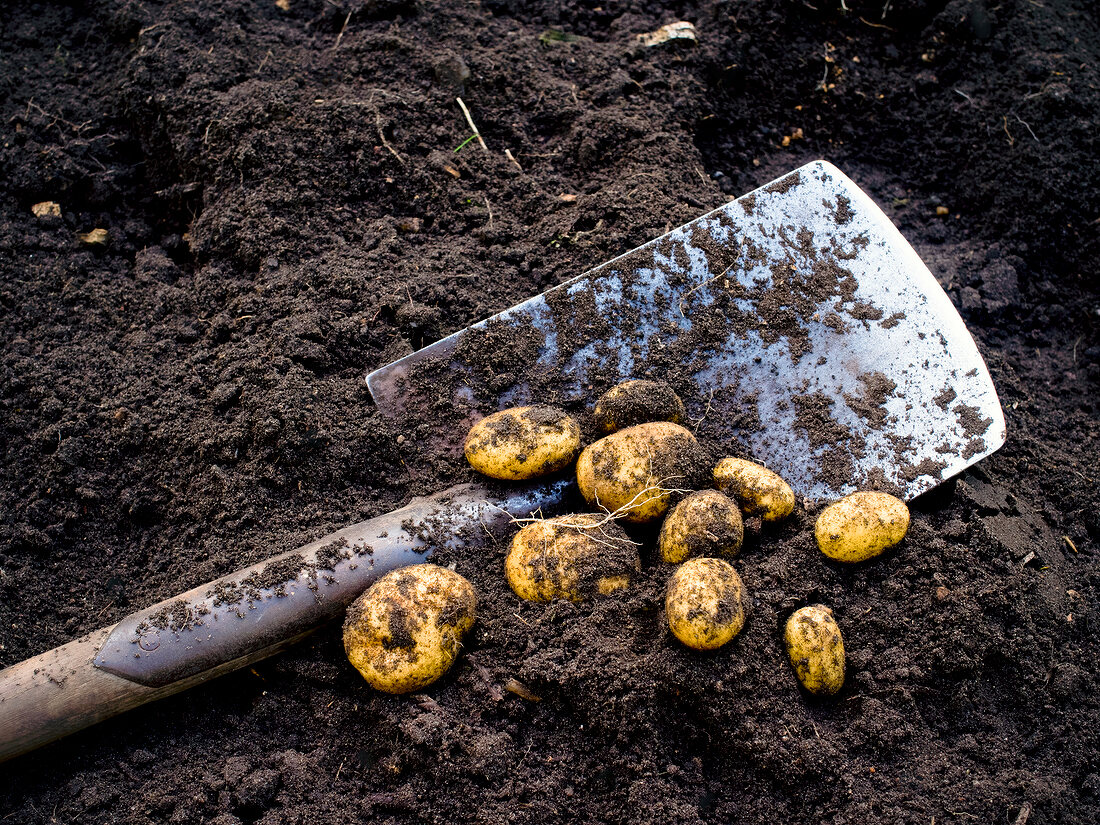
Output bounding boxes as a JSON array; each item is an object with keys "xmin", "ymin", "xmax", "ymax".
[
  {"xmin": 506, "ymin": 513, "xmax": 640, "ymax": 602},
  {"xmin": 402, "ymin": 379, "xmax": 919, "ymax": 705},
  {"xmin": 343, "ymin": 565, "xmax": 477, "ymax": 694}
]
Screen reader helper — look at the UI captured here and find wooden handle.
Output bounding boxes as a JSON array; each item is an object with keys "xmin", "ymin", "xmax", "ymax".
[
  {"xmin": 0, "ymin": 625, "xmax": 315, "ymax": 763},
  {"xmin": 0, "ymin": 478, "xmax": 574, "ymax": 762}
]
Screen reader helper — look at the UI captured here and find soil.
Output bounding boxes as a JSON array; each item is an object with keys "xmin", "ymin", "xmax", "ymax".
[{"xmin": 1, "ymin": 1, "xmax": 1098, "ymax": 824}]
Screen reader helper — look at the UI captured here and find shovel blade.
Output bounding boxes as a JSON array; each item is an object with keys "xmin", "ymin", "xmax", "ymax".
[{"xmin": 368, "ymin": 161, "xmax": 1005, "ymax": 503}]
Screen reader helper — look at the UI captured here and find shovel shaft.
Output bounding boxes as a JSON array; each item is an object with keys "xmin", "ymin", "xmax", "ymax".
[
  {"xmin": 0, "ymin": 479, "xmax": 572, "ymax": 762},
  {"xmin": 0, "ymin": 624, "xmax": 314, "ymax": 763}
]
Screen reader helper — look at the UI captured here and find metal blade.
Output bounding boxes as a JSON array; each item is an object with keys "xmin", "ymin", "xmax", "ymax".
[{"xmin": 368, "ymin": 161, "xmax": 1006, "ymax": 503}]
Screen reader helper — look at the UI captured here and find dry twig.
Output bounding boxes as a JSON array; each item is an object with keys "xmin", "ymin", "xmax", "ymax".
[
  {"xmin": 678, "ymin": 262, "xmax": 736, "ymax": 317},
  {"xmin": 456, "ymin": 97, "xmax": 488, "ymax": 151},
  {"xmin": 332, "ymin": 11, "xmax": 352, "ymax": 50},
  {"xmin": 376, "ymin": 109, "xmax": 405, "ymax": 165}
]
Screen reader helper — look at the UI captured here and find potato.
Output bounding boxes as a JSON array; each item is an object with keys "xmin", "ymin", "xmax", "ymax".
[
  {"xmin": 814, "ymin": 491, "xmax": 909, "ymax": 563},
  {"xmin": 343, "ymin": 564, "xmax": 476, "ymax": 694},
  {"xmin": 713, "ymin": 457, "xmax": 795, "ymax": 522},
  {"xmin": 784, "ymin": 604, "xmax": 845, "ymax": 696},
  {"xmin": 576, "ymin": 422, "xmax": 708, "ymax": 524},
  {"xmin": 665, "ymin": 557, "xmax": 747, "ymax": 650},
  {"xmin": 658, "ymin": 489, "xmax": 744, "ymax": 563},
  {"xmin": 506, "ymin": 514, "xmax": 640, "ymax": 602},
  {"xmin": 593, "ymin": 379, "xmax": 685, "ymax": 433},
  {"xmin": 464, "ymin": 405, "xmax": 581, "ymax": 481}
]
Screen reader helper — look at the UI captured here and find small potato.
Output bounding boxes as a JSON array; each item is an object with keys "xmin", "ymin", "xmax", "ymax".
[
  {"xmin": 576, "ymin": 422, "xmax": 708, "ymax": 524},
  {"xmin": 815, "ymin": 491, "xmax": 910, "ymax": 563},
  {"xmin": 784, "ymin": 604, "xmax": 845, "ymax": 696},
  {"xmin": 506, "ymin": 514, "xmax": 640, "ymax": 603},
  {"xmin": 464, "ymin": 405, "xmax": 581, "ymax": 481},
  {"xmin": 658, "ymin": 489, "xmax": 744, "ymax": 563},
  {"xmin": 593, "ymin": 379, "xmax": 685, "ymax": 433},
  {"xmin": 665, "ymin": 557, "xmax": 747, "ymax": 650},
  {"xmin": 343, "ymin": 564, "xmax": 476, "ymax": 694},
  {"xmin": 713, "ymin": 457, "xmax": 795, "ymax": 522}
]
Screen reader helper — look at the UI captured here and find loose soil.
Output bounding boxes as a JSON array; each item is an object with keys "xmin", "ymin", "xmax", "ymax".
[{"xmin": 1, "ymin": 1, "xmax": 1098, "ymax": 824}]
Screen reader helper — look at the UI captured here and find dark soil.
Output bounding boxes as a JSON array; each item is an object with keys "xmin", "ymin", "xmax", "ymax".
[{"xmin": 2, "ymin": 1, "xmax": 1098, "ymax": 824}]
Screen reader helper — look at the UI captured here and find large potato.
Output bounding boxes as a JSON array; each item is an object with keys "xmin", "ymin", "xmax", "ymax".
[
  {"xmin": 658, "ymin": 489, "xmax": 744, "ymax": 563},
  {"xmin": 815, "ymin": 491, "xmax": 909, "ymax": 563},
  {"xmin": 592, "ymin": 379, "xmax": 685, "ymax": 433},
  {"xmin": 343, "ymin": 564, "xmax": 476, "ymax": 694},
  {"xmin": 713, "ymin": 457, "xmax": 795, "ymax": 522},
  {"xmin": 506, "ymin": 514, "xmax": 640, "ymax": 602},
  {"xmin": 784, "ymin": 604, "xmax": 845, "ymax": 696},
  {"xmin": 464, "ymin": 405, "xmax": 581, "ymax": 481},
  {"xmin": 665, "ymin": 557, "xmax": 747, "ymax": 650},
  {"xmin": 576, "ymin": 422, "xmax": 708, "ymax": 524}
]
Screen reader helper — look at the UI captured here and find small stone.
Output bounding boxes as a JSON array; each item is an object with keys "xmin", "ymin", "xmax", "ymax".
[
  {"xmin": 433, "ymin": 54, "xmax": 470, "ymax": 92},
  {"xmin": 32, "ymin": 201, "xmax": 61, "ymax": 220},
  {"xmin": 78, "ymin": 228, "xmax": 109, "ymax": 245},
  {"xmin": 637, "ymin": 21, "xmax": 697, "ymax": 48},
  {"xmin": 936, "ymin": 206, "xmax": 950, "ymax": 216},
  {"xmin": 935, "ymin": 585, "xmax": 950, "ymax": 601}
]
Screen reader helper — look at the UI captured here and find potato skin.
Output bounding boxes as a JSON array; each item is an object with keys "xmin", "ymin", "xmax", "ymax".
[
  {"xmin": 576, "ymin": 422, "xmax": 708, "ymax": 524},
  {"xmin": 343, "ymin": 564, "xmax": 476, "ymax": 694},
  {"xmin": 665, "ymin": 557, "xmax": 747, "ymax": 650},
  {"xmin": 593, "ymin": 379, "xmax": 685, "ymax": 433},
  {"xmin": 713, "ymin": 457, "xmax": 795, "ymax": 522},
  {"xmin": 658, "ymin": 489, "xmax": 744, "ymax": 563},
  {"xmin": 464, "ymin": 405, "xmax": 581, "ymax": 481},
  {"xmin": 785, "ymin": 605, "xmax": 845, "ymax": 696},
  {"xmin": 815, "ymin": 491, "xmax": 910, "ymax": 563},
  {"xmin": 506, "ymin": 514, "xmax": 640, "ymax": 603}
]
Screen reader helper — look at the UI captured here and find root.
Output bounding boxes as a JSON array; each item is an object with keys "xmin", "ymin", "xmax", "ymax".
[{"xmin": 489, "ymin": 474, "xmax": 692, "ymax": 542}]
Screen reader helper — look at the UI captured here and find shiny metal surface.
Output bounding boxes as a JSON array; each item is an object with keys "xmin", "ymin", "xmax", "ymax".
[{"xmin": 368, "ymin": 161, "xmax": 1005, "ymax": 502}]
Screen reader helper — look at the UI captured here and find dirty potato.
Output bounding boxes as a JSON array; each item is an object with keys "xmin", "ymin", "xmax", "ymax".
[
  {"xmin": 658, "ymin": 489, "xmax": 744, "ymax": 563},
  {"xmin": 713, "ymin": 457, "xmax": 795, "ymax": 522},
  {"xmin": 343, "ymin": 564, "xmax": 476, "ymax": 694},
  {"xmin": 464, "ymin": 405, "xmax": 581, "ymax": 481},
  {"xmin": 665, "ymin": 557, "xmax": 748, "ymax": 651},
  {"xmin": 506, "ymin": 514, "xmax": 640, "ymax": 603},
  {"xmin": 784, "ymin": 604, "xmax": 845, "ymax": 696},
  {"xmin": 815, "ymin": 491, "xmax": 910, "ymax": 563},
  {"xmin": 593, "ymin": 379, "xmax": 685, "ymax": 433},
  {"xmin": 576, "ymin": 422, "xmax": 708, "ymax": 524}
]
